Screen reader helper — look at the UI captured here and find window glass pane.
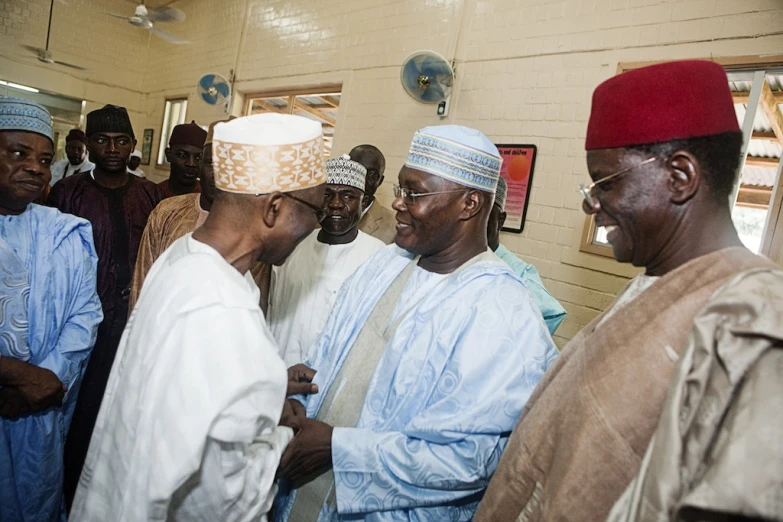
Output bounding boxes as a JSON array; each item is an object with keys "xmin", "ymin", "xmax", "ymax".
[
  {"xmin": 157, "ymin": 99, "xmax": 188, "ymax": 166},
  {"xmin": 245, "ymin": 91, "xmax": 341, "ymax": 159},
  {"xmin": 248, "ymin": 97, "xmax": 290, "ymax": 115}
]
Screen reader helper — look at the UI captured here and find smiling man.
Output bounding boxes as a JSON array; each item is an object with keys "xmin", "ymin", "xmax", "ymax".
[
  {"xmin": 158, "ymin": 120, "xmax": 207, "ymax": 197},
  {"xmin": 274, "ymin": 125, "xmax": 557, "ymax": 521},
  {"xmin": 476, "ymin": 61, "xmax": 779, "ymax": 522},
  {"xmin": 47, "ymin": 104, "xmax": 165, "ymax": 511},
  {"xmin": 268, "ymin": 154, "xmax": 384, "ymax": 366},
  {"xmin": 0, "ymin": 97, "xmax": 102, "ymax": 522},
  {"xmin": 70, "ymin": 113, "xmax": 326, "ymax": 522}
]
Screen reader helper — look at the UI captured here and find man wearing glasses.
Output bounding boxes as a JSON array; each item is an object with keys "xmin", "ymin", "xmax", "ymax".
[
  {"xmin": 477, "ymin": 60, "xmax": 780, "ymax": 522},
  {"xmin": 274, "ymin": 124, "xmax": 558, "ymax": 521},
  {"xmin": 268, "ymin": 154, "xmax": 384, "ymax": 367},
  {"xmin": 71, "ymin": 114, "xmax": 326, "ymax": 521}
]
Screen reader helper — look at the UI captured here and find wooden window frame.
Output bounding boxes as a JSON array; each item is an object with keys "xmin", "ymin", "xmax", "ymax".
[{"xmin": 580, "ymin": 54, "xmax": 783, "ymax": 257}]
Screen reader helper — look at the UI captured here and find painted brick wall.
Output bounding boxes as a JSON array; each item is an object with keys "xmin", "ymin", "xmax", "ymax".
[
  {"xmin": 5, "ymin": 0, "xmax": 783, "ymax": 346},
  {"xmin": 137, "ymin": 0, "xmax": 782, "ymax": 346},
  {"xmin": 0, "ymin": 0, "xmax": 150, "ymax": 132}
]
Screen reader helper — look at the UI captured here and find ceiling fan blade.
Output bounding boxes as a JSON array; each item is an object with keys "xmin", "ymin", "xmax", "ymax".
[
  {"xmin": 150, "ymin": 26, "xmax": 189, "ymax": 44},
  {"xmin": 21, "ymin": 45, "xmax": 45, "ymax": 55},
  {"xmin": 53, "ymin": 59, "xmax": 88, "ymax": 71},
  {"xmin": 103, "ymin": 12, "xmax": 130, "ymax": 20},
  {"xmin": 146, "ymin": 6, "xmax": 185, "ymax": 23}
]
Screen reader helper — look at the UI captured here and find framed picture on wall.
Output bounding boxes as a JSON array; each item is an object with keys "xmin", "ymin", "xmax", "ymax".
[
  {"xmin": 495, "ymin": 144, "xmax": 537, "ymax": 233},
  {"xmin": 141, "ymin": 128, "xmax": 154, "ymax": 165}
]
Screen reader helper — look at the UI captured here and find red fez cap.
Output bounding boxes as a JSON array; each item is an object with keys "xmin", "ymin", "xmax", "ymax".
[
  {"xmin": 65, "ymin": 128, "xmax": 87, "ymax": 144},
  {"xmin": 169, "ymin": 120, "xmax": 207, "ymax": 148},
  {"xmin": 585, "ymin": 60, "xmax": 740, "ymax": 151}
]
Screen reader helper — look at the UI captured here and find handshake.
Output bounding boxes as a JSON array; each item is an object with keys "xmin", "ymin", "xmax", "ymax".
[{"xmin": 276, "ymin": 363, "xmax": 334, "ymax": 488}]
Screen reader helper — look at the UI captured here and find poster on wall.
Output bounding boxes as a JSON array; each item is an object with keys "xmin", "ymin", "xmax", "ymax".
[
  {"xmin": 495, "ymin": 144, "xmax": 537, "ymax": 233},
  {"xmin": 141, "ymin": 129, "xmax": 154, "ymax": 165}
]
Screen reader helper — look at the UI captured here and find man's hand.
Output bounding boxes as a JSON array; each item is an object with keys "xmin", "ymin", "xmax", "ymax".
[
  {"xmin": 280, "ymin": 399, "xmax": 307, "ymax": 432},
  {"xmin": 287, "ymin": 363, "xmax": 318, "ymax": 396},
  {"xmin": 0, "ymin": 357, "xmax": 65, "ymax": 413},
  {"xmin": 277, "ymin": 418, "xmax": 334, "ymax": 488},
  {"xmin": 0, "ymin": 387, "xmax": 32, "ymax": 419}
]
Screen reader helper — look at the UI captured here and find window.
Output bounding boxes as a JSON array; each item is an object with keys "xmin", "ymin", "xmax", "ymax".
[
  {"xmin": 580, "ymin": 57, "xmax": 783, "ymax": 257},
  {"xmin": 157, "ymin": 98, "xmax": 188, "ymax": 166},
  {"xmin": 245, "ymin": 87, "xmax": 341, "ymax": 158}
]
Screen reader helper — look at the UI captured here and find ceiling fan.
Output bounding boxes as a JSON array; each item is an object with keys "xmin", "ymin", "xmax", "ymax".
[
  {"xmin": 21, "ymin": 0, "xmax": 87, "ymax": 70},
  {"xmin": 107, "ymin": 1, "xmax": 189, "ymax": 44}
]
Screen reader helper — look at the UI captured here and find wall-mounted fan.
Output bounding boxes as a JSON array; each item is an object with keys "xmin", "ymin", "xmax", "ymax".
[
  {"xmin": 21, "ymin": 0, "xmax": 87, "ymax": 70},
  {"xmin": 106, "ymin": 1, "xmax": 188, "ymax": 44},
  {"xmin": 197, "ymin": 73, "xmax": 231, "ymax": 113},
  {"xmin": 400, "ymin": 50, "xmax": 454, "ymax": 104}
]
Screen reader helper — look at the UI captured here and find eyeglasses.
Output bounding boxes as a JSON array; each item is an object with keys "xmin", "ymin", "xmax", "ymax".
[
  {"xmin": 579, "ymin": 157, "xmax": 657, "ymax": 208},
  {"xmin": 393, "ymin": 184, "xmax": 467, "ymax": 205},
  {"xmin": 281, "ymin": 192, "xmax": 327, "ymax": 223}
]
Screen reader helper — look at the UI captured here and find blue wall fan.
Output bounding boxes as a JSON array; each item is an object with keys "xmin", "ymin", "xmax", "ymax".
[
  {"xmin": 400, "ymin": 51, "xmax": 454, "ymax": 104},
  {"xmin": 198, "ymin": 73, "xmax": 231, "ymax": 111}
]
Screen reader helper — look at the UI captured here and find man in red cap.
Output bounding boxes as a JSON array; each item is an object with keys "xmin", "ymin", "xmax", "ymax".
[
  {"xmin": 159, "ymin": 120, "xmax": 207, "ymax": 197},
  {"xmin": 475, "ymin": 60, "xmax": 781, "ymax": 522}
]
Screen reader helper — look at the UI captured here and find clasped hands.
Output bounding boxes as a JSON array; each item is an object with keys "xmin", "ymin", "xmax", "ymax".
[
  {"xmin": 277, "ymin": 364, "xmax": 334, "ymax": 488},
  {"xmin": 0, "ymin": 357, "xmax": 66, "ymax": 419}
]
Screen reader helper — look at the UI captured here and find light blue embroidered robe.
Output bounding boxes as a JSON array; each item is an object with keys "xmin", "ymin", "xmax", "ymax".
[
  {"xmin": 277, "ymin": 245, "xmax": 559, "ymax": 521},
  {"xmin": 495, "ymin": 243, "xmax": 567, "ymax": 335},
  {"xmin": 0, "ymin": 204, "xmax": 102, "ymax": 522}
]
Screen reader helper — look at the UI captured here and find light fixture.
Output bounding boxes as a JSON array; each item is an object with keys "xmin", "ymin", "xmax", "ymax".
[{"xmin": 0, "ymin": 80, "xmax": 40, "ymax": 93}]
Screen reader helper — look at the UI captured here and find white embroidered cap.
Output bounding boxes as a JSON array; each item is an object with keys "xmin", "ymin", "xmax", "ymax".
[
  {"xmin": 326, "ymin": 154, "xmax": 367, "ymax": 192},
  {"xmin": 212, "ymin": 113, "xmax": 326, "ymax": 194}
]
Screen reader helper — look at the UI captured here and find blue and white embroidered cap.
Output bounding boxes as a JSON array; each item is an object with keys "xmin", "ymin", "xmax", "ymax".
[
  {"xmin": 326, "ymin": 154, "xmax": 367, "ymax": 192},
  {"xmin": 495, "ymin": 176, "xmax": 508, "ymax": 211},
  {"xmin": 405, "ymin": 125, "xmax": 501, "ymax": 193},
  {"xmin": 0, "ymin": 96, "xmax": 54, "ymax": 143}
]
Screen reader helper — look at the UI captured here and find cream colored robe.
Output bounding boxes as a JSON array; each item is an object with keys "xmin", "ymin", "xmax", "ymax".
[
  {"xmin": 475, "ymin": 247, "xmax": 776, "ymax": 522},
  {"xmin": 607, "ymin": 267, "xmax": 783, "ymax": 522}
]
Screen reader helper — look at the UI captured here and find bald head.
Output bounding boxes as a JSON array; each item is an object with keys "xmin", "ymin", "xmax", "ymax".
[{"xmin": 349, "ymin": 144, "xmax": 385, "ymax": 200}]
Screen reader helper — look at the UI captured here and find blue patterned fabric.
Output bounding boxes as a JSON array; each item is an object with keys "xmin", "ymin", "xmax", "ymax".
[
  {"xmin": 405, "ymin": 125, "xmax": 501, "ymax": 192},
  {"xmin": 276, "ymin": 245, "xmax": 558, "ymax": 521},
  {"xmin": 0, "ymin": 96, "xmax": 54, "ymax": 142},
  {"xmin": 0, "ymin": 204, "xmax": 102, "ymax": 522},
  {"xmin": 495, "ymin": 244, "xmax": 566, "ymax": 335}
]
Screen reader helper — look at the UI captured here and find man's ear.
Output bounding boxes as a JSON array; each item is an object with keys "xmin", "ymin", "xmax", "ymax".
[
  {"xmin": 667, "ymin": 150, "xmax": 700, "ymax": 205},
  {"xmin": 164, "ymin": 147, "xmax": 172, "ymax": 163},
  {"xmin": 499, "ymin": 211, "xmax": 507, "ymax": 230},
  {"xmin": 262, "ymin": 192, "xmax": 284, "ymax": 228},
  {"xmin": 460, "ymin": 190, "xmax": 483, "ymax": 220}
]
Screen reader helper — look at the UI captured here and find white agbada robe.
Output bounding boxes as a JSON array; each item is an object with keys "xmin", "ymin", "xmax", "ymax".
[
  {"xmin": 49, "ymin": 157, "xmax": 95, "ymax": 186},
  {"xmin": 268, "ymin": 229, "xmax": 384, "ymax": 367},
  {"xmin": 70, "ymin": 234, "xmax": 293, "ymax": 522}
]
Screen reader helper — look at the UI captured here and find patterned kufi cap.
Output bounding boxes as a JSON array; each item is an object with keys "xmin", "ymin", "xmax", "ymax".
[
  {"xmin": 0, "ymin": 96, "xmax": 53, "ymax": 143},
  {"xmin": 405, "ymin": 124, "xmax": 501, "ymax": 193},
  {"xmin": 495, "ymin": 176, "xmax": 507, "ymax": 211},
  {"xmin": 212, "ymin": 113, "xmax": 326, "ymax": 194},
  {"xmin": 326, "ymin": 154, "xmax": 367, "ymax": 192},
  {"xmin": 205, "ymin": 116, "xmax": 236, "ymax": 145}
]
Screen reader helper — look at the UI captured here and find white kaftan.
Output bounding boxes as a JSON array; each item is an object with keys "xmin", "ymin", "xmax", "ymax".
[
  {"xmin": 70, "ymin": 234, "xmax": 292, "ymax": 522},
  {"xmin": 268, "ymin": 229, "xmax": 384, "ymax": 366}
]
